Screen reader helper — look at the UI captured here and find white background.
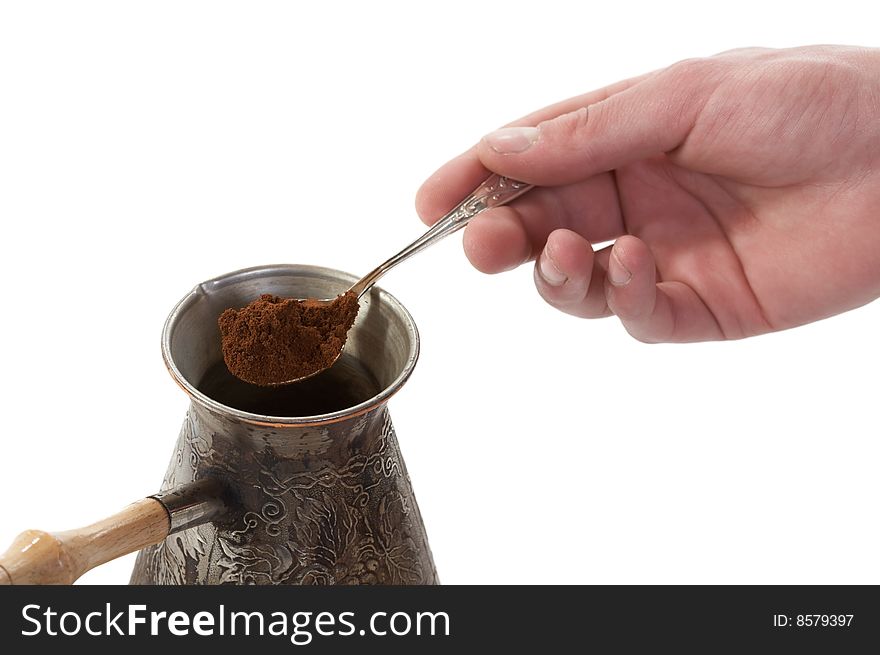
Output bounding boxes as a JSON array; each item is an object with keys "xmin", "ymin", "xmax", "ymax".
[{"xmin": 0, "ymin": 1, "xmax": 877, "ymax": 584}]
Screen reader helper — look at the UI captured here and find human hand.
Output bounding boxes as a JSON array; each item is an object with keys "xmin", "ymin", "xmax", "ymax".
[{"xmin": 416, "ymin": 46, "xmax": 880, "ymax": 342}]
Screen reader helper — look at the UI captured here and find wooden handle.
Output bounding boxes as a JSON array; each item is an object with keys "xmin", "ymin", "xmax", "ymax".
[{"xmin": 0, "ymin": 498, "xmax": 170, "ymax": 585}]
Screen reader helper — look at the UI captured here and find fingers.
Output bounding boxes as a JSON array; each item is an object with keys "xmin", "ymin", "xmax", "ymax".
[
  {"xmin": 461, "ymin": 175, "xmax": 625, "ymax": 274},
  {"xmin": 604, "ymin": 236, "xmax": 725, "ymax": 343},
  {"xmin": 527, "ymin": 233, "xmax": 726, "ymax": 341},
  {"xmin": 532, "ymin": 229, "xmax": 612, "ymax": 319},
  {"xmin": 462, "ymin": 207, "xmax": 531, "ymax": 274},
  {"xmin": 415, "ymin": 72, "xmax": 655, "ymax": 225},
  {"xmin": 463, "ymin": 223, "xmax": 726, "ymax": 342},
  {"xmin": 416, "ymin": 64, "xmax": 728, "ymax": 342}
]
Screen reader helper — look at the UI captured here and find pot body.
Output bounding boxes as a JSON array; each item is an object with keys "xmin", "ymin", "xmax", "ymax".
[
  {"xmin": 130, "ymin": 264, "xmax": 437, "ymax": 585},
  {"xmin": 131, "ymin": 402, "xmax": 436, "ymax": 585}
]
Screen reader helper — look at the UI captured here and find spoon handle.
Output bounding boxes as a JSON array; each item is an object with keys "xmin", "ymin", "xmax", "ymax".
[{"xmin": 350, "ymin": 174, "xmax": 534, "ymax": 298}]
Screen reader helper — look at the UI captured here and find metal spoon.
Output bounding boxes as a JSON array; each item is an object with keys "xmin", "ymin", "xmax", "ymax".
[{"xmin": 263, "ymin": 174, "xmax": 533, "ymax": 385}]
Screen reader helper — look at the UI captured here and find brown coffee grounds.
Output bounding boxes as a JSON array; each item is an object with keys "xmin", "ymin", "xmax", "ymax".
[{"xmin": 218, "ymin": 291, "xmax": 359, "ymax": 386}]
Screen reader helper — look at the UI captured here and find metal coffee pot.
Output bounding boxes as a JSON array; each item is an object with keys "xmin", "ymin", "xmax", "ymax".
[{"xmin": 0, "ymin": 265, "xmax": 437, "ymax": 585}]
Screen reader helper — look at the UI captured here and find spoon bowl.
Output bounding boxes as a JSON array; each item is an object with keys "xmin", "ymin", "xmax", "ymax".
[{"xmin": 265, "ymin": 296, "xmax": 347, "ymax": 386}]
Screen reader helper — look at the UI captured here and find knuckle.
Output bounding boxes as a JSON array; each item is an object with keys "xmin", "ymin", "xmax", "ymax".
[
  {"xmin": 663, "ymin": 56, "xmax": 723, "ymax": 88},
  {"xmin": 537, "ymin": 106, "xmax": 590, "ymax": 141}
]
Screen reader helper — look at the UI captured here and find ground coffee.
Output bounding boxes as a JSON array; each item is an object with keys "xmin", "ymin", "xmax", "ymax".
[{"xmin": 218, "ymin": 292, "xmax": 359, "ymax": 386}]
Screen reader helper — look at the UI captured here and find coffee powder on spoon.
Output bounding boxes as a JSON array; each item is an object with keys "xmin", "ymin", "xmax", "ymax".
[{"xmin": 218, "ymin": 292, "xmax": 359, "ymax": 386}]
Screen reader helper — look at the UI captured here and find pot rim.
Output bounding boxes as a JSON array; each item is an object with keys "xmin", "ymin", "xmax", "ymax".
[{"xmin": 162, "ymin": 264, "xmax": 419, "ymax": 427}]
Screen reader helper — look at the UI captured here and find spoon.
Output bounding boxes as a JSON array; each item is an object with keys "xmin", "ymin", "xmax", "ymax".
[{"xmin": 228, "ymin": 174, "xmax": 533, "ymax": 385}]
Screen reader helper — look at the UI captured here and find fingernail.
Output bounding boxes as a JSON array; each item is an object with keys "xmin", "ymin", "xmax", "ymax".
[
  {"xmin": 608, "ymin": 248, "xmax": 632, "ymax": 286},
  {"xmin": 483, "ymin": 126, "xmax": 539, "ymax": 154},
  {"xmin": 538, "ymin": 251, "xmax": 567, "ymax": 286}
]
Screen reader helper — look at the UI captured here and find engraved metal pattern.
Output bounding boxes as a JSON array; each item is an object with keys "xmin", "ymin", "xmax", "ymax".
[
  {"xmin": 131, "ymin": 404, "xmax": 437, "ymax": 585},
  {"xmin": 452, "ymin": 175, "xmax": 532, "ymax": 223}
]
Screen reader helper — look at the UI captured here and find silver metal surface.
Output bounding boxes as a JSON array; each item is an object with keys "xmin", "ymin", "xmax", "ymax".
[{"xmin": 152, "ymin": 478, "xmax": 229, "ymax": 534}]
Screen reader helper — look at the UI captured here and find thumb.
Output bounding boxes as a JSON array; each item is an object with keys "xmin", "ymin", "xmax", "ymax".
[{"xmin": 476, "ymin": 66, "xmax": 708, "ymax": 185}]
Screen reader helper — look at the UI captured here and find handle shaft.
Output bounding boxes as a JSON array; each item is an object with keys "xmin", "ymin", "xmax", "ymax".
[
  {"xmin": 0, "ymin": 499, "xmax": 169, "ymax": 585},
  {"xmin": 0, "ymin": 478, "xmax": 228, "ymax": 585},
  {"xmin": 350, "ymin": 174, "xmax": 533, "ymax": 297}
]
